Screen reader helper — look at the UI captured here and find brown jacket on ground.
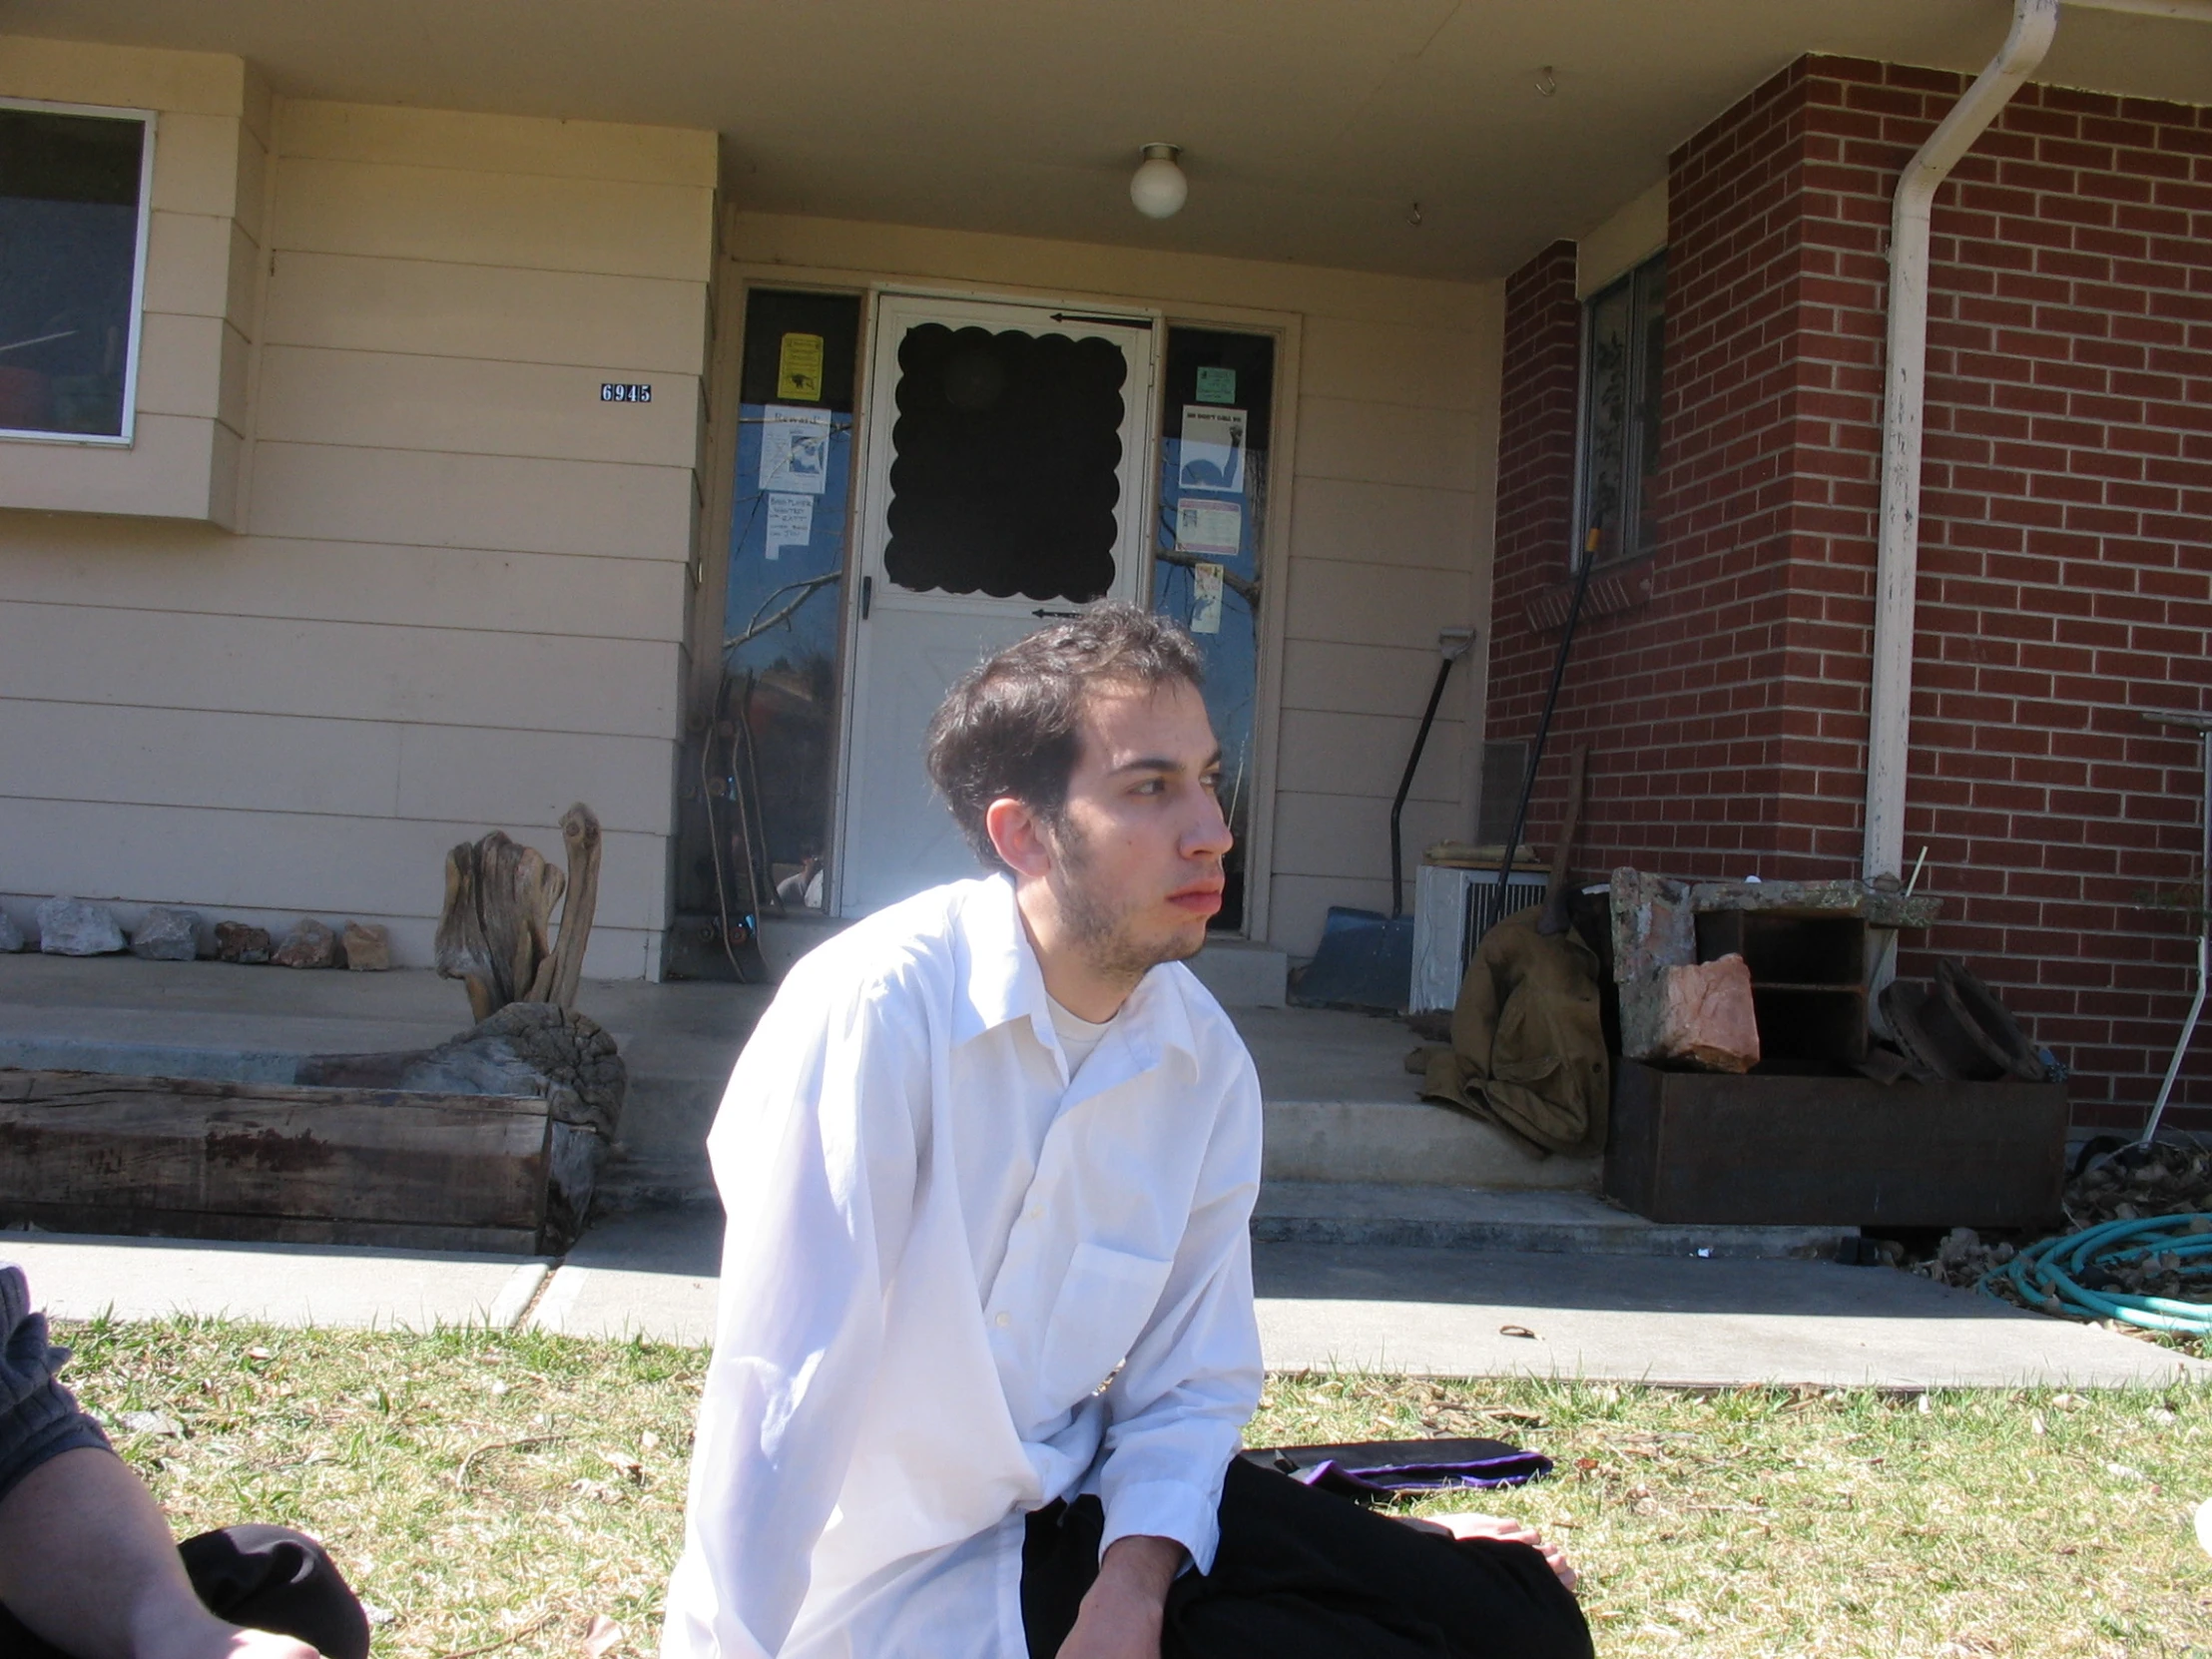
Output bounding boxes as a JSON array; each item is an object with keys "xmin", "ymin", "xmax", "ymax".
[{"xmin": 1409, "ymin": 903, "xmax": 1609, "ymax": 1159}]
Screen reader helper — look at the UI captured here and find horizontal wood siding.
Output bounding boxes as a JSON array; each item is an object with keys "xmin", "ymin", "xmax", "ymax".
[
  {"xmin": 0, "ymin": 79, "xmax": 716, "ymax": 977},
  {"xmin": 1275, "ymin": 290, "xmax": 1502, "ymax": 955}
]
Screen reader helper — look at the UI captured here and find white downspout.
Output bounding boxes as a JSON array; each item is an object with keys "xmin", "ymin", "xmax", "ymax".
[{"xmin": 1863, "ymin": 0, "xmax": 2060, "ymax": 882}]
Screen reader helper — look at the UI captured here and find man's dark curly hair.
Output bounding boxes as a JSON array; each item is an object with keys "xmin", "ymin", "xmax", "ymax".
[{"xmin": 924, "ymin": 603, "xmax": 1205, "ymax": 874}]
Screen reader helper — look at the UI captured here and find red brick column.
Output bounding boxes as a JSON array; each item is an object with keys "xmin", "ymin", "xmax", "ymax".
[{"xmin": 1482, "ymin": 54, "xmax": 2212, "ymax": 1127}]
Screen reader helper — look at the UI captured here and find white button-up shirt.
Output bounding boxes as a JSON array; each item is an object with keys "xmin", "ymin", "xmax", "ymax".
[{"xmin": 662, "ymin": 875, "xmax": 1265, "ymax": 1659}]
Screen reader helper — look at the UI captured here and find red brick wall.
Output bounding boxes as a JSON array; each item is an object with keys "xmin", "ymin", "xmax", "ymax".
[
  {"xmin": 1484, "ymin": 55, "xmax": 2212, "ymax": 1128},
  {"xmin": 1493, "ymin": 242, "xmax": 1582, "ymax": 622}
]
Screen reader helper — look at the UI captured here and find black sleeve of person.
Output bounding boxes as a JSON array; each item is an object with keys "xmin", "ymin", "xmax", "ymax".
[{"xmin": 0, "ymin": 1263, "xmax": 114, "ymax": 1507}]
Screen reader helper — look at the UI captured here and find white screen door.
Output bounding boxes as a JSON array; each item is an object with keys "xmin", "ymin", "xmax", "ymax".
[{"xmin": 836, "ymin": 292, "xmax": 1159, "ymax": 915}]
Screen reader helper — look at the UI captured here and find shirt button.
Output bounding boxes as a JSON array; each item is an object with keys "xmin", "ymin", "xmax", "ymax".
[{"xmin": 994, "ymin": 1311, "xmax": 1011, "ymax": 1328}]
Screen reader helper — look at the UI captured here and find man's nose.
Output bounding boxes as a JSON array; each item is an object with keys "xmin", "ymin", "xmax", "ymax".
[{"xmin": 1184, "ymin": 791, "xmax": 1233, "ymax": 859}]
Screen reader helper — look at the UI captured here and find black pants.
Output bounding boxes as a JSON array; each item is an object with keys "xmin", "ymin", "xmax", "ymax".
[
  {"xmin": 0, "ymin": 1525, "xmax": 369, "ymax": 1659},
  {"xmin": 1023, "ymin": 1457, "xmax": 1593, "ymax": 1659}
]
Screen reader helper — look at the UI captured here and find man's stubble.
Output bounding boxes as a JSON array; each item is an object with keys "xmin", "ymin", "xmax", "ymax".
[{"xmin": 1043, "ymin": 814, "xmax": 1210, "ymax": 990}]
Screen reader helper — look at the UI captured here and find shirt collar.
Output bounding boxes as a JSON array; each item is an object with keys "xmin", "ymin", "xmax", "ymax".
[{"xmin": 951, "ymin": 874, "xmax": 1202, "ymax": 1071}]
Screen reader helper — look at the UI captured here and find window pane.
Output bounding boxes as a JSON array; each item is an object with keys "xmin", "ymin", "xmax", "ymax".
[
  {"xmin": 683, "ymin": 288, "xmax": 861, "ymax": 932},
  {"xmin": 0, "ymin": 108, "xmax": 145, "ymax": 438},
  {"xmin": 1578, "ymin": 279, "xmax": 1633, "ymax": 558},
  {"xmin": 882, "ymin": 323, "xmax": 1127, "ymax": 601},
  {"xmin": 1152, "ymin": 327, "xmax": 1274, "ymax": 935}
]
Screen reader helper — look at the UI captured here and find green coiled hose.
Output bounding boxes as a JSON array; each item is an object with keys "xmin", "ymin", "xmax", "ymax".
[{"xmin": 1981, "ymin": 1213, "xmax": 2212, "ymax": 1337}]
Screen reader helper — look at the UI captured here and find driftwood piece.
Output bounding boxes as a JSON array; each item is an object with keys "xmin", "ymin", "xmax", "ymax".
[
  {"xmin": 437, "ymin": 806, "xmax": 601, "ymax": 1020},
  {"xmin": 0, "ymin": 1070, "xmax": 552, "ymax": 1253},
  {"xmin": 528, "ymin": 804, "xmax": 601, "ymax": 1010},
  {"xmin": 298, "ymin": 1004, "xmax": 625, "ymax": 1138}
]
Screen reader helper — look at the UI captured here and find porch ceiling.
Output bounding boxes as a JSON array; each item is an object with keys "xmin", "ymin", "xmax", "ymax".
[{"xmin": 11, "ymin": 0, "xmax": 2209, "ymax": 280}]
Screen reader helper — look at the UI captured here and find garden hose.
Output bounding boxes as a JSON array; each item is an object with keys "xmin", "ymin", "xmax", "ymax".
[{"xmin": 1981, "ymin": 1213, "xmax": 2212, "ymax": 1337}]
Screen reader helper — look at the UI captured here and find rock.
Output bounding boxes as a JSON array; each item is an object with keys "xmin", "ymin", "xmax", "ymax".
[
  {"xmin": 341, "ymin": 920, "xmax": 392, "ymax": 971},
  {"xmin": 0, "ymin": 910, "xmax": 23, "ymax": 953},
  {"xmin": 213, "ymin": 921, "xmax": 273, "ymax": 965},
  {"xmin": 130, "ymin": 906, "xmax": 204, "ymax": 961},
  {"xmin": 1626, "ymin": 953, "xmax": 1762, "ymax": 1072},
  {"xmin": 272, "ymin": 917, "xmax": 339, "ymax": 969},
  {"xmin": 1609, "ymin": 867, "xmax": 1696, "ymax": 981},
  {"xmin": 36, "ymin": 897, "xmax": 125, "ymax": 956}
]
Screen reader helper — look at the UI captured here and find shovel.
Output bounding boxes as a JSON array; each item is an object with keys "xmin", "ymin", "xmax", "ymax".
[{"xmin": 1291, "ymin": 627, "xmax": 1475, "ymax": 1011}]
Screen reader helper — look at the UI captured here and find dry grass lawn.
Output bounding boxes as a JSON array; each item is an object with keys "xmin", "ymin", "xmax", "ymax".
[{"xmin": 51, "ymin": 1316, "xmax": 2212, "ymax": 1658}]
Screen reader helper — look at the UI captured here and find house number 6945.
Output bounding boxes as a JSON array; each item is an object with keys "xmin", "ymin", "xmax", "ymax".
[{"xmin": 601, "ymin": 383, "xmax": 652, "ymax": 402}]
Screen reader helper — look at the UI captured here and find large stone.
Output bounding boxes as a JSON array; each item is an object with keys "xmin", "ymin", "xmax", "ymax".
[
  {"xmin": 273, "ymin": 917, "xmax": 339, "ymax": 969},
  {"xmin": 1623, "ymin": 953, "xmax": 1762, "ymax": 1073},
  {"xmin": 213, "ymin": 921, "xmax": 273, "ymax": 965},
  {"xmin": 130, "ymin": 906, "xmax": 204, "ymax": 961},
  {"xmin": 0, "ymin": 910, "xmax": 23, "ymax": 953},
  {"xmin": 341, "ymin": 920, "xmax": 392, "ymax": 971},
  {"xmin": 1609, "ymin": 867, "xmax": 1695, "ymax": 982},
  {"xmin": 36, "ymin": 897, "xmax": 124, "ymax": 956}
]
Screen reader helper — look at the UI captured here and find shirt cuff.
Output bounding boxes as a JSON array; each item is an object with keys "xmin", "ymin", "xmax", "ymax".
[{"xmin": 1097, "ymin": 1477, "xmax": 1222, "ymax": 1576}]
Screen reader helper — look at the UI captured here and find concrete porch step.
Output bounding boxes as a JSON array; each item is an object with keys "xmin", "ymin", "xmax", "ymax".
[
  {"xmin": 1254, "ymin": 1182, "xmax": 1851, "ymax": 1261},
  {"xmin": 0, "ymin": 957, "xmax": 1603, "ymax": 1213}
]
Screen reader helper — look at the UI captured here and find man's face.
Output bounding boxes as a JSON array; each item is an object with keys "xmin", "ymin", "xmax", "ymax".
[{"xmin": 1041, "ymin": 678, "xmax": 1233, "ymax": 980}]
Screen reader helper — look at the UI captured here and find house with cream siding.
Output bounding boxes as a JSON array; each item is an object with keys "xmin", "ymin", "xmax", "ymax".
[{"xmin": 2, "ymin": 1, "xmax": 2208, "ymax": 1130}]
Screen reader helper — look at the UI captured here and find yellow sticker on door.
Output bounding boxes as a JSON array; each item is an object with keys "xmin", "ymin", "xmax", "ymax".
[{"xmin": 778, "ymin": 332, "xmax": 826, "ymax": 401}]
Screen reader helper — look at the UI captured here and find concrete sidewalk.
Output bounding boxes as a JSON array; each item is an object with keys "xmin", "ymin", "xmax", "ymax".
[
  {"xmin": 16, "ymin": 1211, "xmax": 2193, "ymax": 1388},
  {"xmin": 528, "ymin": 1210, "xmax": 2209, "ymax": 1387},
  {"xmin": 6, "ymin": 1232, "xmax": 547, "ymax": 1331}
]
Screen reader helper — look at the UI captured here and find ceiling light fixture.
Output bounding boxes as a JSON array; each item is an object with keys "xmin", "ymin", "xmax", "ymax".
[{"xmin": 1129, "ymin": 143, "xmax": 1188, "ymax": 219}]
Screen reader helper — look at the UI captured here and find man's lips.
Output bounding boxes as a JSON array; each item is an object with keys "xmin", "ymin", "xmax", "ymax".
[{"xmin": 1167, "ymin": 883, "xmax": 1224, "ymax": 916}]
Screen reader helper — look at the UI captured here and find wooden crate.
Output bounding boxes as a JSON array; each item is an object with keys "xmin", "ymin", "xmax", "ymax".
[
  {"xmin": 1693, "ymin": 908, "xmax": 1869, "ymax": 1065},
  {"xmin": 0, "ymin": 1069, "xmax": 563, "ymax": 1254},
  {"xmin": 1604, "ymin": 1060, "xmax": 2068, "ymax": 1228}
]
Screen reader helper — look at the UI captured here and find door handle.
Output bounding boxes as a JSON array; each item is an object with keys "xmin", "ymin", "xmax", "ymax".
[
  {"xmin": 1032, "ymin": 607, "xmax": 1081, "ymax": 619},
  {"xmin": 861, "ymin": 574, "xmax": 872, "ymax": 620}
]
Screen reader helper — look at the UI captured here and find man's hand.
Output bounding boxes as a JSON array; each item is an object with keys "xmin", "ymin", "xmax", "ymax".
[
  {"xmin": 0, "ymin": 1447, "xmax": 330, "ymax": 1659},
  {"xmin": 140, "ymin": 1617, "xmax": 324, "ymax": 1659},
  {"xmin": 1400, "ymin": 1509, "xmax": 1578, "ymax": 1592},
  {"xmin": 1055, "ymin": 1533, "xmax": 1184, "ymax": 1659}
]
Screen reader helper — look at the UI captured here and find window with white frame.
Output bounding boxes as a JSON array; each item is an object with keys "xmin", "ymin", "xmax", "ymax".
[
  {"xmin": 0, "ymin": 100, "xmax": 155, "ymax": 443},
  {"xmin": 1572, "ymin": 250, "xmax": 1665, "ymax": 566}
]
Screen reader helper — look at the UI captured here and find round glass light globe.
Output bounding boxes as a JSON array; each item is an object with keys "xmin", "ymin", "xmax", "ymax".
[{"xmin": 1130, "ymin": 153, "xmax": 1188, "ymax": 219}]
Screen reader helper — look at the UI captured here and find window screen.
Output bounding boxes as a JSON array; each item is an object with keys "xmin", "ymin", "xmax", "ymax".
[
  {"xmin": 1572, "ymin": 252, "xmax": 1665, "ymax": 565},
  {"xmin": 0, "ymin": 103, "xmax": 151, "ymax": 441},
  {"xmin": 882, "ymin": 324, "xmax": 1127, "ymax": 601}
]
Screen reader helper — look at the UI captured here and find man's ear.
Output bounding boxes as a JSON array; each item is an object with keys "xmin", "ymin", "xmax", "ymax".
[{"xmin": 984, "ymin": 797, "xmax": 1053, "ymax": 879}]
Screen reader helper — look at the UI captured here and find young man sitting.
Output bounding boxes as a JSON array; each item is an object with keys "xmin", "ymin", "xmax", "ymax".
[
  {"xmin": 0, "ymin": 1260, "xmax": 369, "ymax": 1659},
  {"xmin": 663, "ymin": 606, "xmax": 1590, "ymax": 1659}
]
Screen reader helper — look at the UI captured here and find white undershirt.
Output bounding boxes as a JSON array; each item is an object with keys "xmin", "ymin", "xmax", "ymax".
[{"xmin": 1047, "ymin": 992, "xmax": 1116, "ymax": 1078}]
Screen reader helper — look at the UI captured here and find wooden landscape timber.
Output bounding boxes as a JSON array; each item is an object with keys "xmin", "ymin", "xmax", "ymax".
[
  {"xmin": 436, "ymin": 803, "xmax": 602, "ymax": 1022},
  {"xmin": 0, "ymin": 1070, "xmax": 553, "ymax": 1254},
  {"xmin": 0, "ymin": 1005, "xmax": 626, "ymax": 1255}
]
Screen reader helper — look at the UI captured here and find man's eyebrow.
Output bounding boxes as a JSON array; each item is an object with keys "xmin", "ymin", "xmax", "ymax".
[{"xmin": 1107, "ymin": 748, "xmax": 1225, "ymax": 778}]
